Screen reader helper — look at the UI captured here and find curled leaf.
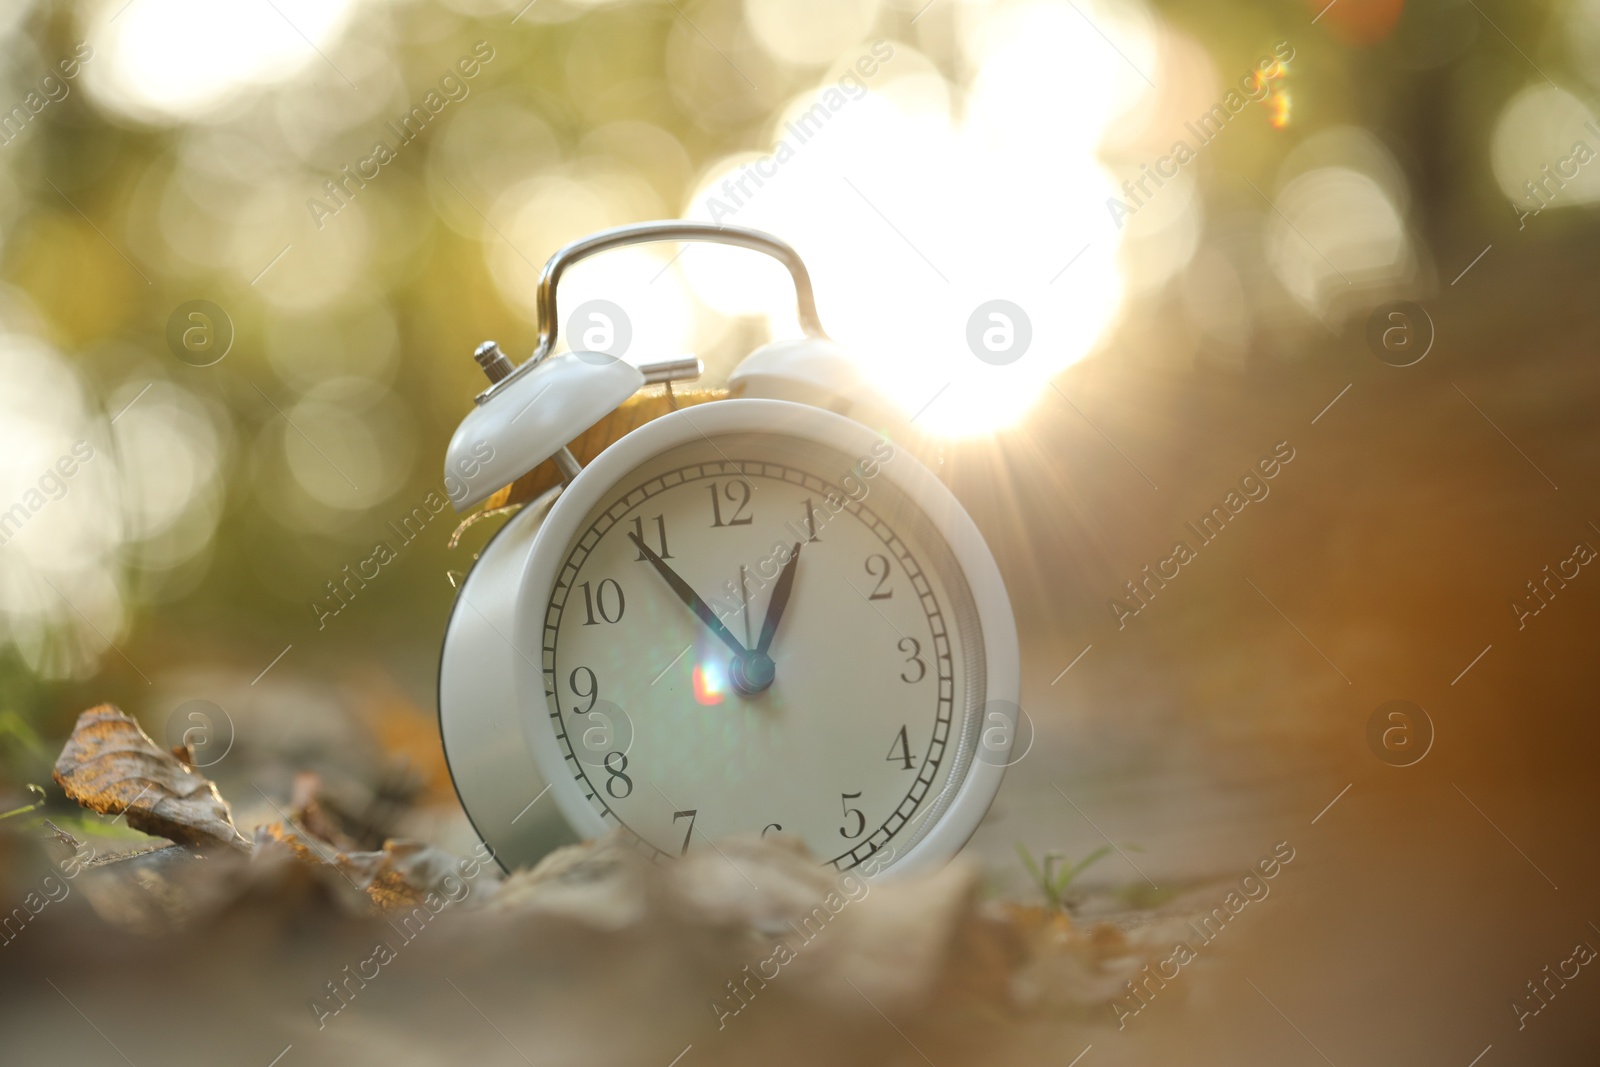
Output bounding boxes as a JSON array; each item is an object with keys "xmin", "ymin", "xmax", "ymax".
[{"xmin": 52, "ymin": 704, "xmax": 249, "ymax": 852}]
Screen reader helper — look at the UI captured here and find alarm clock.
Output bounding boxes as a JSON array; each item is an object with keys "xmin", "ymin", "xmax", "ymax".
[{"xmin": 438, "ymin": 221, "xmax": 1018, "ymax": 878}]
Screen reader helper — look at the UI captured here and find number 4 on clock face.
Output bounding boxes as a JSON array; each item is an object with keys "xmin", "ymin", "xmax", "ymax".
[{"xmin": 886, "ymin": 725, "xmax": 914, "ymax": 771}]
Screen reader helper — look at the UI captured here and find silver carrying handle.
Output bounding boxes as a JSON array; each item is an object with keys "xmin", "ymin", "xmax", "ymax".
[{"xmin": 475, "ymin": 221, "xmax": 828, "ymax": 404}]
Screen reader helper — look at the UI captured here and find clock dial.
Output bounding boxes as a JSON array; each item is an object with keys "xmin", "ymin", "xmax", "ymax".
[{"xmin": 538, "ymin": 432, "xmax": 985, "ymax": 870}]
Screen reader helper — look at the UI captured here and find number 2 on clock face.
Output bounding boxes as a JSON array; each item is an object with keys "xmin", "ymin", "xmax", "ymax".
[{"xmin": 540, "ymin": 434, "xmax": 982, "ymax": 870}]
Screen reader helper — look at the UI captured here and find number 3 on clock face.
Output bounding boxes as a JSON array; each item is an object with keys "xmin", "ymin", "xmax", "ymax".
[{"xmin": 510, "ymin": 400, "xmax": 1018, "ymax": 878}]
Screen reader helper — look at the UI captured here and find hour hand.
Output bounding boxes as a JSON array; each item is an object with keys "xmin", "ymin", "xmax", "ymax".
[
  {"xmin": 756, "ymin": 543, "xmax": 802, "ymax": 655},
  {"xmin": 627, "ymin": 531, "xmax": 749, "ymax": 661}
]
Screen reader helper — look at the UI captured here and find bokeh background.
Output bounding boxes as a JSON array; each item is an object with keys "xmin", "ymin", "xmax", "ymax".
[{"xmin": 4, "ymin": 0, "xmax": 1600, "ymax": 1063}]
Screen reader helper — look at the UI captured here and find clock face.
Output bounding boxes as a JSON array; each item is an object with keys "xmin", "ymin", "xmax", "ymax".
[{"xmin": 536, "ymin": 431, "xmax": 986, "ymax": 870}]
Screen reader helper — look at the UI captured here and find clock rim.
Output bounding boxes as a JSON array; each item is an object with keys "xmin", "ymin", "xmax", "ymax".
[
  {"xmin": 513, "ymin": 398, "xmax": 1019, "ymax": 879},
  {"xmin": 437, "ymin": 484, "xmax": 581, "ymax": 874}
]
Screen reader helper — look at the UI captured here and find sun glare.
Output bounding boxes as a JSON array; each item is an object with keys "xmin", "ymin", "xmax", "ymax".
[
  {"xmin": 679, "ymin": 2, "xmax": 1157, "ymax": 438},
  {"xmin": 86, "ymin": 0, "xmax": 357, "ymax": 123},
  {"xmin": 78, "ymin": 0, "xmax": 1172, "ymax": 445}
]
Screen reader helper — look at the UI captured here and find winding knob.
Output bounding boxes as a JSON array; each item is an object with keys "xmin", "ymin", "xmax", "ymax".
[{"xmin": 474, "ymin": 340, "xmax": 514, "ymax": 384}]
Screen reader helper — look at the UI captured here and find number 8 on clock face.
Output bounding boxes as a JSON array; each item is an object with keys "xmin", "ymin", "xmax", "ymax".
[{"xmin": 507, "ymin": 400, "xmax": 1019, "ymax": 877}]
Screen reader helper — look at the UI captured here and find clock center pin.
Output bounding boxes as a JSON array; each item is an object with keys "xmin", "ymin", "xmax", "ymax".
[{"xmin": 730, "ymin": 651, "xmax": 776, "ymax": 695}]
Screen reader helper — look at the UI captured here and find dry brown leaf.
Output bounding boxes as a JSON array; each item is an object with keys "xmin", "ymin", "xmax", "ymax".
[
  {"xmin": 41, "ymin": 817, "xmax": 82, "ymax": 856},
  {"xmin": 286, "ymin": 771, "xmax": 360, "ymax": 851},
  {"xmin": 483, "ymin": 387, "xmax": 726, "ymax": 511},
  {"xmin": 52, "ymin": 704, "xmax": 249, "ymax": 852},
  {"xmin": 255, "ymin": 821, "xmax": 492, "ymax": 913},
  {"xmin": 995, "ymin": 901, "xmax": 1075, "ymax": 946}
]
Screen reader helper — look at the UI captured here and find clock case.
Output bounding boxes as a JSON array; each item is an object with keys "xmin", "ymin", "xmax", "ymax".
[{"xmin": 437, "ymin": 221, "xmax": 1018, "ymax": 878}]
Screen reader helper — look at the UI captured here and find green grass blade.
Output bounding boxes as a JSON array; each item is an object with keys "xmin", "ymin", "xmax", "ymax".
[
  {"xmin": 1059, "ymin": 843, "xmax": 1117, "ymax": 892},
  {"xmin": 1015, "ymin": 842, "xmax": 1045, "ymax": 890}
]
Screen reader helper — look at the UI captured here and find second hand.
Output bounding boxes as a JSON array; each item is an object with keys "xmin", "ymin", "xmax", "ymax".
[{"xmin": 739, "ymin": 564, "xmax": 752, "ymax": 649}]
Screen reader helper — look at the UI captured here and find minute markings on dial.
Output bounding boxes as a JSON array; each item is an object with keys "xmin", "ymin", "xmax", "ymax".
[{"xmin": 545, "ymin": 456, "xmax": 957, "ymax": 867}]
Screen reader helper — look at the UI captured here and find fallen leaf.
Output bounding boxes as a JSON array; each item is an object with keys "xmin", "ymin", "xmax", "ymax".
[
  {"xmin": 342, "ymin": 838, "xmax": 488, "ymax": 912},
  {"xmin": 254, "ymin": 821, "xmax": 495, "ymax": 913},
  {"xmin": 287, "ymin": 771, "xmax": 360, "ymax": 851},
  {"xmin": 41, "ymin": 817, "xmax": 82, "ymax": 856},
  {"xmin": 52, "ymin": 704, "xmax": 250, "ymax": 852},
  {"xmin": 67, "ymin": 843, "xmax": 217, "ymax": 935},
  {"xmin": 479, "ymin": 830, "xmax": 1007, "ymax": 1014}
]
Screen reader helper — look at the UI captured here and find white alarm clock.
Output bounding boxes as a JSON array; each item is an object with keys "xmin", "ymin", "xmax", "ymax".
[{"xmin": 438, "ymin": 222, "xmax": 1018, "ymax": 878}]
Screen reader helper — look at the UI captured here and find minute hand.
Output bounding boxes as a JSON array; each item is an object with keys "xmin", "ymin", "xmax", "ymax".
[{"xmin": 627, "ymin": 531, "xmax": 749, "ymax": 661}]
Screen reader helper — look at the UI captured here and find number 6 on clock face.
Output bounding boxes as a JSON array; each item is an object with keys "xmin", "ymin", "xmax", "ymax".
[{"xmin": 453, "ymin": 400, "xmax": 1020, "ymax": 878}]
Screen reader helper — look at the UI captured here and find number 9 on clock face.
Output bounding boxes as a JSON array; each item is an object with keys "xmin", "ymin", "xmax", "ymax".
[{"xmin": 511, "ymin": 401, "xmax": 1017, "ymax": 877}]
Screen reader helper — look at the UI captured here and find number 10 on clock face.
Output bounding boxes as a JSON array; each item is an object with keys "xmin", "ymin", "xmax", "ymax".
[{"xmin": 532, "ymin": 428, "xmax": 990, "ymax": 872}]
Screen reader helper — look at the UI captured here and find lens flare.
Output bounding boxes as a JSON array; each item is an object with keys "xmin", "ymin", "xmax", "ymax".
[
  {"xmin": 693, "ymin": 660, "xmax": 726, "ymax": 705},
  {"xmin": 1252, "ymin": 61, "xmax": 1291, "ymax": 129}
]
